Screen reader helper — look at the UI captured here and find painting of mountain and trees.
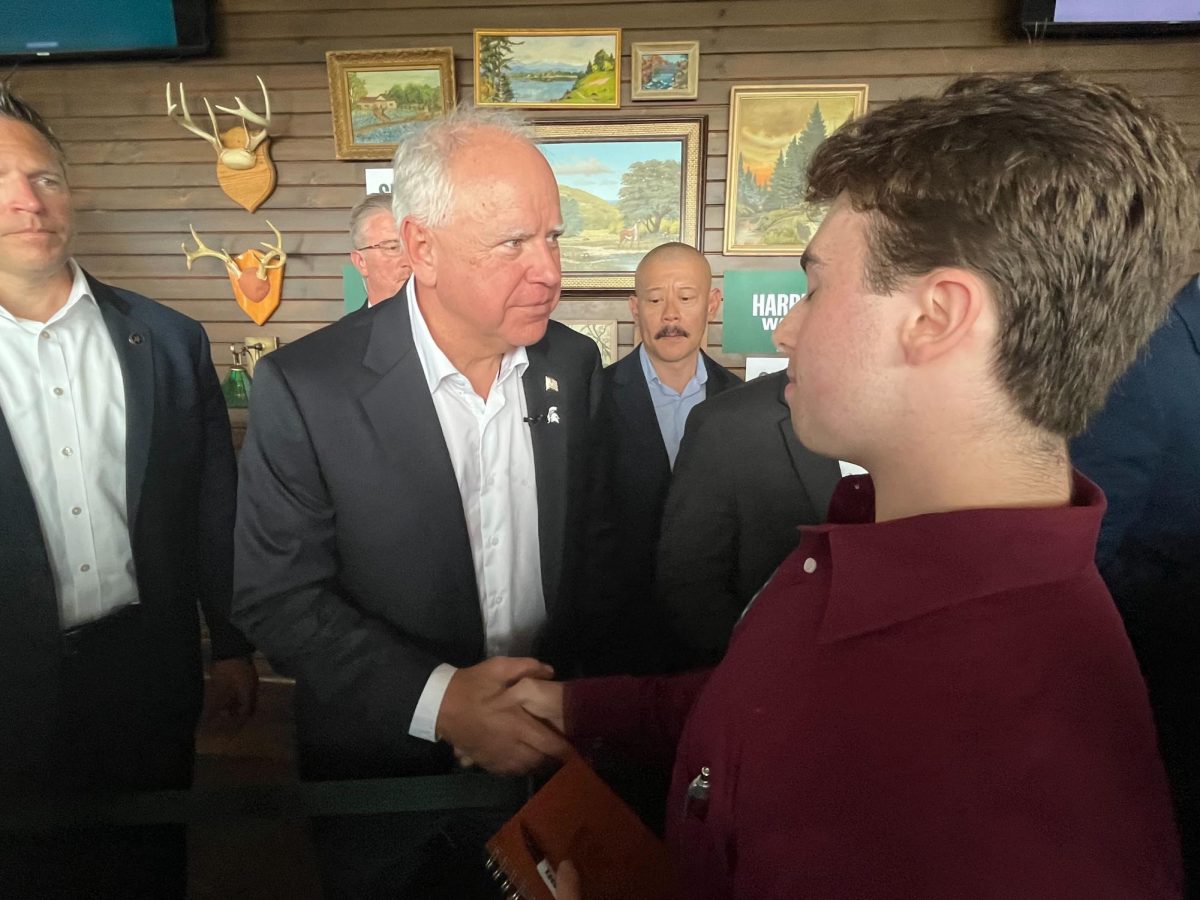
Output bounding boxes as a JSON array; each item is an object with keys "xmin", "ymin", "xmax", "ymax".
[
  {"xmin": 724, "ymin": 84, "xmax": 869, "ymax": 254},
  {"xmin": 474, "ymin": 29, "xmax": 621, "ymax": 109}
]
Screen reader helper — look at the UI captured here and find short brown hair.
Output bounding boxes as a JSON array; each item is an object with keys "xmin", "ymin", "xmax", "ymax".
[
  {"xmin": 807, "ymin": 70, "xmax": 1199, "ymax": 437},
  {"xmin": 0, "ymin": 81, "xmax": 66, "ymax": 165}
]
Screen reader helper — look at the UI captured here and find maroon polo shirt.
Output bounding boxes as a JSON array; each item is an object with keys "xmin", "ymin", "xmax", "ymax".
[{"xmin": 567, "ymin": 474, "xmax": 1181, "ymax": 899}]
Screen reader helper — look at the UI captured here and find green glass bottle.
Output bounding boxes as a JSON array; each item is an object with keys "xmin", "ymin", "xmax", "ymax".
[{"xmin": 221, "ymin": 344, "xmax": 252, "ymax": 409}]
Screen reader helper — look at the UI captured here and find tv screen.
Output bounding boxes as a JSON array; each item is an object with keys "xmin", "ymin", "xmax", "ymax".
[
  {"xmin": 1020, "ymin": 0, "xmax": 1200, "ymax": 36},
  {"xmin": 0, "ymin": 0, "xmax": 210, "ymax": 62}
]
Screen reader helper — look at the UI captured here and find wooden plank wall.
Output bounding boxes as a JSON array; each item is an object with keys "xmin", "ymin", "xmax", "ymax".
[{"xmin": 11, "ymin": 0, "xmax": 1200, "ymax": 381}]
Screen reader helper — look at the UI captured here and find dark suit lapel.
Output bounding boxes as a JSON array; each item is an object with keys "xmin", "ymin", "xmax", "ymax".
[
  {"xmin": 612, "ymin": 349, "xmax": 671, "ymax": 476},
  {"xmin": 523, "ymin": 339, "xmax": 568, "ymax": 612},
  {"xmin": 775, "ymin": 377, "xmax": 841, "ymax": 520},
  {"xmin": 701, "ymin": 350, "xmax": 740, "ymax": 398},
  {"xmin": 359, "ymin": 294, "xmax": 463, "ymax": 502},
  {"xmin": 91, "ymin": 276, "xmax": 155, "ymax": 536}
]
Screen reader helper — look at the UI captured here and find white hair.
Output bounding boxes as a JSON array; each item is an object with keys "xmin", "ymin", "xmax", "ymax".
[
  {"xmin": 348, "ymin": 192, "xmax": 394, "ymax": 247},
  {"xmin": 390, "ymin": 106, "xmax": 536, "ymax": 232}
]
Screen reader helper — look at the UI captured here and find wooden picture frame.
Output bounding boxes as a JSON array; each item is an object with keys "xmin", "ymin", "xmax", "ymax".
[
  {"xmin": 630, "ymin": 41, "xmax": 700, "ymax": 101},
  {"xmin": 534, "ymin": 117, "xmax": 706, "ymax": 291},
  {"xmin": 560, "ymin": 319, "xmax": 619, "ymax": 366},
  {"xmin": 326, "ymin": 47, "xmax": 456, "ymax": 160},
  {"xmin": 474, "ymin": 28, "xmax": 621, "ymax": 109},
  {"xmin": 724, "ymin": 83, "xmax": 869, "ymax": 255}
]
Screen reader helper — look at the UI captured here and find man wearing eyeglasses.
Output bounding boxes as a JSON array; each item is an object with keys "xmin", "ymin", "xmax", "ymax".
[{"xmin": 349, "ymin": 192, "xmax": 411, "ymax": 307}]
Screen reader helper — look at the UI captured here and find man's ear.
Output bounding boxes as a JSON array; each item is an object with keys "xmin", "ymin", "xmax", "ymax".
[
  {"xmin": 900, "ymin": 268, "xmax": 987, "ymax": 366},
  {"xmin": 627, "ymin": 292, "xmax": 640, "ymax": 321},
  {"xmin": 706, "ymin": 287, "xmax": 722, "ymax": 320},
  {"xmin": 401, "ymin": 217, "xmax": 436, "ymax": 286},
  {"xmin": 349, "ymin": 250, "xmax": 368, "ymax": 279}
]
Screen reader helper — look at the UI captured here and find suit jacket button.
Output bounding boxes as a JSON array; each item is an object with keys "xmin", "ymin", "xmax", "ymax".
[{"xmin": 129, "ymin": 332, "xmax": 143, "ymax": 345}]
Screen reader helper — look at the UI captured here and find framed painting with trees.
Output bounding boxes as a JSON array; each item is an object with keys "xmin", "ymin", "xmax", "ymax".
[
  {"xmin": 724, "ymin": 84, "xmax": 869, "ymax": 255},
  {"xmin": 326, "ymin": 48, "xmax": 456, "ymax": 160},
  {"xmin": 475, "ymin": 29, "xmax": 621, "ymax": 109},
  {"xmin": 533, "ymin": 117, "xmax": 706, "ymax": 291}
]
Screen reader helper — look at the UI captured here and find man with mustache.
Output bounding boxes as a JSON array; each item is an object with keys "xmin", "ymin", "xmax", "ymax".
[{"xmin": 590, "ymin": 243, "xmax": 739, "ymax": 676}]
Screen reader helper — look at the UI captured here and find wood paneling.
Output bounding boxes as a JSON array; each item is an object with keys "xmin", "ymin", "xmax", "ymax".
[{"xmin": 9, "ymin": 0, "xmax": 1198, "ymax": 379}]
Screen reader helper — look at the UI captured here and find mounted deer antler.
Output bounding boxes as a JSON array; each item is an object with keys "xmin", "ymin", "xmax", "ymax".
[
  {"xmin": 166, "ymin": 76, "xmax": 277, "ymax": 212},
  {"xmin": 182, "ymin": 222, "xmax": 287, "ymax": 326}
]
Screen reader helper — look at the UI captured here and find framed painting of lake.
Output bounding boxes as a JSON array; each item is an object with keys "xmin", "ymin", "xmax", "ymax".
[
  {"xmin": 724, "ymin": 83, "xmax": 869, "ymax": 255},
  {"xmin": 534, "ymin": 117, "xmax": 706, "ymax": 290},
  {"xmin": 474, "ymin": 29, "xmax": 621, "ymax": 109},
  {"xmin": 326, "ymin": 48, "xmax": 456, "ymax": 160}
]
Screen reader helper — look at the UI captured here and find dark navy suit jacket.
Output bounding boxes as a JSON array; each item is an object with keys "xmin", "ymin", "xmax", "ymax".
[
  {"xmin": 592, "ymin": 349, "xmax": 741, "ymax": 672},
  {"xmin": 1070, "ymin": 275, "xmax": 1200, "ymax": 611},
  {"xmin": 0, "ymin": 274, "xmax": 250, "ymax": 791}
]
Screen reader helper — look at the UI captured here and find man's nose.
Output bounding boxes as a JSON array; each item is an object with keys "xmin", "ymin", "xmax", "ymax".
[
  {"xmin": 526, "ymin": 238, "xmax": 561, "ymax": 286},
  {"xmin": 6, "ymin": 176, "xmax": 46, "ymax": 213}
]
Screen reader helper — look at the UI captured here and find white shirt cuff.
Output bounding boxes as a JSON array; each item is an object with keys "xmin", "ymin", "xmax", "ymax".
[{"xmin": 408, "ymin": 663, "xmax": 458, "ymax": 742}]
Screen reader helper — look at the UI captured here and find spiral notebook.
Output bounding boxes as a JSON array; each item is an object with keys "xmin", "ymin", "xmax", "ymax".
[{"xmin": 484, "ymin": 753, "xmax": 675, "ymax": 900}]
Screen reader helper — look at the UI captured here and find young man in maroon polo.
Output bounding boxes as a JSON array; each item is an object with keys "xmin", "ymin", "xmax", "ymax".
[{"xmin": 508, "ymin": 71, "xmax": 1199, "ymax": 899}]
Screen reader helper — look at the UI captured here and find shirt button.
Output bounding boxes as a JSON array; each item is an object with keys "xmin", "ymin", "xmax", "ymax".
[
  {"xmin": 490, "ymin": 536, "xmax": 500, "ymax": 547},
  {"xmin": 61, "ymin": 447, "xmax": 73, "ymax": 457},
  {"xmin": 40, "ymin": 331, "xmax": 51, "ymax": 341},
  {"xmin": 71, "ymin": 506, "xmax": 82, "ymax": 516},
  {"xmin": 803, "ymin": 557, "xmax": 818, "ymax": 574},
  {"xmin": 79, "ymin": 563, "xmax": 90, "ymax": 573},
  {"xmin": 52, "ymin": 387, "xmax": 64, "ymax": 396}
]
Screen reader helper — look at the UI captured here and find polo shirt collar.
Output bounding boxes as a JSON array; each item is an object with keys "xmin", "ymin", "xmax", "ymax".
[{"xmin": 810, "ymin": 472, "xmax": 1106, "ymax": 644}]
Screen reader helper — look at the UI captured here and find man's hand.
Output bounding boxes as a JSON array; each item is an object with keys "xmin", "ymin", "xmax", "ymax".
[
  {"xmin": 203, "ymin": 656, "xmax": 259, "ymax": 727},
  {"xmin": 506, "ymin": 676, "xmax": 565, "ymax": 732},
  {"xmin": 436, "ymin": 657, "xmax": 566, "ymax": 775}
]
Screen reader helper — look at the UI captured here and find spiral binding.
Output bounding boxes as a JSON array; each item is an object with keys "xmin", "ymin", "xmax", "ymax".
[{"xmin": 485, "ymin": 847, "xmax": 537, "ymax": 900}]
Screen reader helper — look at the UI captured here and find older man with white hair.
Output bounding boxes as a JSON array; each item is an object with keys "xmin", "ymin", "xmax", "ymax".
[
  {"xmin": 348, "ymin": 191, "xmax": 410, "ymax": 307},
  {"xmin": 233, "ymin": 108, "xmax": 605, "ymax": 898}
]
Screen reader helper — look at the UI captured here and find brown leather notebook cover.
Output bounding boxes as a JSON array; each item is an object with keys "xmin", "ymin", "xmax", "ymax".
[{"xmin": 485, "ymin": 753, "xmax": 676, "ymax": 900}]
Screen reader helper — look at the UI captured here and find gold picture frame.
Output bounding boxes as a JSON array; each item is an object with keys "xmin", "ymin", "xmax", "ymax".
[
  {"xmin": 631, "ymin": 41, "xmax": 700, "ymax": 101},
  {"xmin": 326, "ymin": 47, "xmax": 456, "ymax": 160},
  {"xmin": 724, "ymin": 83, "xmax": 869, "ymax": 255},
  {"xmin": 534, "ymin": 117, "xmax": 706, "ymax": 291},
  {"xmin": 474, "ymin": 28, "xmax": 621, "ymax": 109}
]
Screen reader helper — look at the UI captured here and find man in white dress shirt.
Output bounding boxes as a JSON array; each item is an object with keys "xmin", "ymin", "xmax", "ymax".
[
  {"xmin": 0, "ymin": 86, "xmax": 257, "ymax": 898},
  {"xmin": 233, "ymin": 108, "xmax": 606, "ymax": 898}
]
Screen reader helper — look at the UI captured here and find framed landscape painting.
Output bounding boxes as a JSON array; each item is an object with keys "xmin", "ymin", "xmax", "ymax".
[
  {"xmin": 534, "ymin": 117, "xmax": 706, "ymax": 291},
  {"xmin": 631, "ymin": 41, "xmax": 699, "ymax": 100},
  {"xmin": 326, "ymin": 47, "xmax": 456, "ymax": 160},
  {"xmin": 724, "ymin": 83, "xmax": 869, "ymax": 255},
  {"xmin": 475, "ymin": 29, "xmax": 621, "ymax": 109}
]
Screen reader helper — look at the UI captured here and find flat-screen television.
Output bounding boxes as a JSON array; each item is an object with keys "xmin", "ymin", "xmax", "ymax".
[
  {"xmin": 0, "ymin": 0, "xmax": 211, "ymax": 63},
  {"xmin": 1020, "ymin": 0, "xmax": 1200, "ymax": 37}
]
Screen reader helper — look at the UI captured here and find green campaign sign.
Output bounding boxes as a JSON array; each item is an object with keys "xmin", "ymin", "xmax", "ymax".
[{"xmin": 721, "ymin": 269, "xmax": 807, "ymax": 354}]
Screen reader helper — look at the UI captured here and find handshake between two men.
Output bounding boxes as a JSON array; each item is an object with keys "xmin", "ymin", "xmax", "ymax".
[{"xmin": 435, "ymin": 657, "xmax": 568, "ymax": 774}]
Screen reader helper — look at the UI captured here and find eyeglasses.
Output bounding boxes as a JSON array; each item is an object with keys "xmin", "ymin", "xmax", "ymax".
[{"xmin": 355, "ymin": 240, "xmax": 405, "ymax": 255}]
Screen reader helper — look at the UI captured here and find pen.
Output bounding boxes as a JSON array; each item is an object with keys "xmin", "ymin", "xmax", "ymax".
[{"xmin": 521, "ymin": 821, "xmax": 559, "ymax": 898}]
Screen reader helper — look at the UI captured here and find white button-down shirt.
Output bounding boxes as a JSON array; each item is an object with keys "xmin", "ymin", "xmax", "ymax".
[
  {"xmin": 0, "ymin": 262, "xmax": 137, "ymax": 627},
  {"xmin": 404, "ymin": 279, "xmax": 545, "ymax": 741}
]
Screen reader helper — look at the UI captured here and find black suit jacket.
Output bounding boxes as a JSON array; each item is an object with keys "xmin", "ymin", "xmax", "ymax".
[
  {"xmin": 233, "ymin": 296, "xmax": 604, "ymax": 780},
  {"xmin": 656, "ymin": 370, "xmax": 842, "ymax": 668},
  {"xmin": 0, "ymin": 274, "xmax": 249, "ymax": 790},
  {"xmin": 592, "ymin": 349, "xmax": 740, "ymax": 672}
]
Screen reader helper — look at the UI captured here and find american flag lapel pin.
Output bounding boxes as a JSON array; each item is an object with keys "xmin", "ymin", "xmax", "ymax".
[{"xmin": 545, "ymin": 376, "xmax": 559, "ymax": 392}]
